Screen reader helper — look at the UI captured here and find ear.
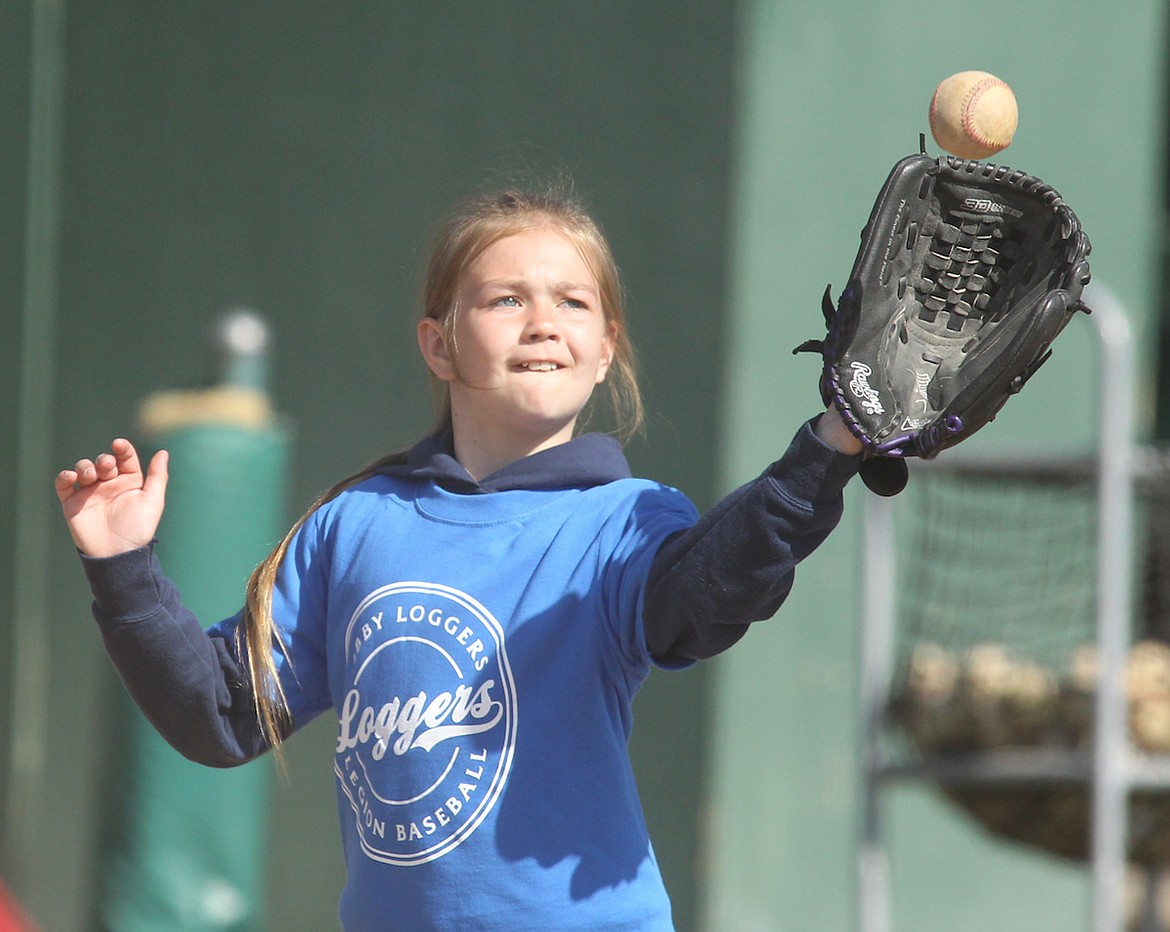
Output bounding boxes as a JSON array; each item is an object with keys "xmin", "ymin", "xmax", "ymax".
[
  {"xmin": 418, "ymin": 318, "xmax": 456, "ymax": 382},
  {"xmin": 594, "ymin": 320, "xmax": 618, "ymax": 384}
]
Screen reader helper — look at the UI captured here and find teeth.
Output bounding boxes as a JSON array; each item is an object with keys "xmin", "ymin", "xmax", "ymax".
[{"xmin": 522, "ymin": 362, "xmax": 559, "ymax": 371}]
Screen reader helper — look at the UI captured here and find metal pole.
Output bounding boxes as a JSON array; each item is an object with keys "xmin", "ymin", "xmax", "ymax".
[
  {"xmin": 1086, "ymin": 282, "xmax": 1135, "ymax": 932},
  {"xmin": 858, "ymin": 491, "xmax": 897, "ymax": 932}
]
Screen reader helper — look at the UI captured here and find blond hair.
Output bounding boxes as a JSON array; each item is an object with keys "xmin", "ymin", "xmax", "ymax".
[{"xmin": 240, "ymin": 185, "xmax": 643, "ymax": 753}]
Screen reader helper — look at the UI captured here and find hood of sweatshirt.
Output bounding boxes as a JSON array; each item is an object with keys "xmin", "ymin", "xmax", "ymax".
[{"xmin": 378, "ymin": 431, "xmax": 633, "ymax": 494}]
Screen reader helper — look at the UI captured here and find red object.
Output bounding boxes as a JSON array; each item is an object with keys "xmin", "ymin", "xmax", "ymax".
[{"xmin": 0, "ymin": 879, "xmax": 35, "ymax": 932}]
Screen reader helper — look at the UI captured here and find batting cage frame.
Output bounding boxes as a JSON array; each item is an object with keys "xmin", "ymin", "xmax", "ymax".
[{"xmin": 856, "ymin": 283, "xmax": 1160, "ymax": 932}]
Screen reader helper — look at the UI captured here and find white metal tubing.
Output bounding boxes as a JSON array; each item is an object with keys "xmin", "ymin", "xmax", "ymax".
[
  {"xmin": 858, "ymin": 491, "xmax": 897, "ymax": 932},
  {"xmin": 1086, "ymin": 282, "xmax": 1135, "ymax": 932}
]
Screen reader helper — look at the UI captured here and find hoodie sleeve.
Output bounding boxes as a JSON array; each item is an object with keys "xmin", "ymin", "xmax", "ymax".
[
  {"xmin": 80, "ymin": 544, "xmax": 269, "ymax": 767},
  {"xmin": 643, "ymin": 416, "xmax": 860, "ymax": 665}
]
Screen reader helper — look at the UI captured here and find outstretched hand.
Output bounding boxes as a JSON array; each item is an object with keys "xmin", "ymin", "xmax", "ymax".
[{"xmin": 54, "ymin": 438, "xmax": 169, "ymax": 558}]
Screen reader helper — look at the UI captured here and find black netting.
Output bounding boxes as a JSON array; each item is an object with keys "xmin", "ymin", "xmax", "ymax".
[{"xmin": 885, "ymin": 462, "xmax": 1170, "ymax": 864}]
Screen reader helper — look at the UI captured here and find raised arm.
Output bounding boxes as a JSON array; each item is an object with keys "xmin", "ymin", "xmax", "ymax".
[
  {"xmin": 55, "ymin": 438, "xmax": 169, "ymax": 557},
  {"xmin": 57, "ymin": 438, "xmax": 270, "ymax": 766}
]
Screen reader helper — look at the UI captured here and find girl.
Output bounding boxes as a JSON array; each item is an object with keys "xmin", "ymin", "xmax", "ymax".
[{"xmin": 57, "ymin": 189, "xmax": 863, "ymax": 930}]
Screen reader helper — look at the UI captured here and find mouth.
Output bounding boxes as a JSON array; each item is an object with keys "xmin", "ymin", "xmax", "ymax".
[{"xmin": 515, "ymin": 361, "xmax": 563, "ymax": 372}]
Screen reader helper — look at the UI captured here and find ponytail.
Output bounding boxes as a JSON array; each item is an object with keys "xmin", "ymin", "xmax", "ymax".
[{"xmin": 238, "ymin": 449, "xmax": 409, "ymax": 755}]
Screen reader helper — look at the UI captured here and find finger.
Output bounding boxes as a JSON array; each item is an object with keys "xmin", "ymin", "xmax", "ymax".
[
  {"xmin": 73, "ymin": 458, "xmax": 97, "ymax": 486},
  {"xmin": 142, "ymin": 449, "xmax": 169, "ymax": 504},
  {"xmin": 110, "ymin": 438, "xmax": 143, "ymax": 477},
  {"xmin": 54, "ymin": 470, "xmax": 79, "ymax": 503},
  {"xmin": 94, "ymin": 452, "xmax": 118, "ymax": 480}
]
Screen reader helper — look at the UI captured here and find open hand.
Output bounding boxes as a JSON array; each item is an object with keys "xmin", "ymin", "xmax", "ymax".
[{"xmin": 54, "ymin": 438, "xmax": 169, "ymax": 558}]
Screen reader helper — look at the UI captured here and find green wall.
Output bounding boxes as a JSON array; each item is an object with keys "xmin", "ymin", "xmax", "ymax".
[
  {"xmin": 0, "ymin": 0, "xmax": 32, "ymax": 854},
  {"xmin": 5, "ymin": 2, "xmax": 1167, "ymax": 931},
  {"xmin": 708, "ymin": 1, "xmax": 1166, "ymax": 930},
  {"xmin": 6, "ymin": 4, "xmax": 737, "ymax": 930}
]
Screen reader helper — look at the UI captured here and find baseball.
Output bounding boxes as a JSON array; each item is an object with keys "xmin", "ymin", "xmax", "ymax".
[{"xmin": 929, "ymin": 70, "xmax": 1018, "ymax": 160}]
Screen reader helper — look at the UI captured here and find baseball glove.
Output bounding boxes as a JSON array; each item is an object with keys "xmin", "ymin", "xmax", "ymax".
[{"xmin": 795, "ymin": 149, "xmax": 1092, "ymax": 495}]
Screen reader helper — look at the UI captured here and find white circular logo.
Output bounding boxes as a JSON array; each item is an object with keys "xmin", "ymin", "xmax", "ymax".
[{"xmin": 334, "ymin": 582, "xmax": 517, "ymax": 865}]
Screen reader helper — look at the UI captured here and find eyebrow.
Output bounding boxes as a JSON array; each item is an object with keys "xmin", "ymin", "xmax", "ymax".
[
  {"xmin": 478, "ymin": 279, "xmax": 598, "ymax": 295},
  {"xmin": 556, "ymin": 281, "xmax": 598, "ymax": 295}
]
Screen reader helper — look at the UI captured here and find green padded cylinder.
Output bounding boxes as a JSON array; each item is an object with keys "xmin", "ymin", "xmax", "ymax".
[{"xmin": 99, "ymin": 420, "xmax": 289, "ymax": 931}]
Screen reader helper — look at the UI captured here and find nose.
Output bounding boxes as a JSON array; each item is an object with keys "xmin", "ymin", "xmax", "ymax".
[{"xmin": 523, "ymin": 301, "xmax": 561, "ymax": 342}]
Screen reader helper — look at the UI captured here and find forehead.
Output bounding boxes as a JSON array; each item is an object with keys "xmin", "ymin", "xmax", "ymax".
[{"xmin": 464, "ymin": 227, "xmax": 598, "ymax": 286}]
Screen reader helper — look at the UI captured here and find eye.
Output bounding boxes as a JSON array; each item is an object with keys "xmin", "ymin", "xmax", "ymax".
[{"xmin": 491, "ymin": 295, "xmax": 521, "ymax": 308}]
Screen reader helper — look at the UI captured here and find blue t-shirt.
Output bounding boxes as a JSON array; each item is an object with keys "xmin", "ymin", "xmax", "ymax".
[
  {"xmin": 221, "ymin": 458, "xmax": 699, "ymax": 929},
  {"xmin": 83, "ymin": 424, "xmax": 857, "ymax": 931}
]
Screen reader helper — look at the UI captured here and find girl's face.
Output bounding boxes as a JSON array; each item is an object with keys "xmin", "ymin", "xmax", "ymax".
[{"xmin": 419, "ymin": 227, "xmax": 616, "ymax": 456}]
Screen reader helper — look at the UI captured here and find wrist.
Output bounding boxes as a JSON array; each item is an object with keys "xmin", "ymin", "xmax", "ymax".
[{"xmin": 815, "ymin": 406, "xmax": 864, "ymax": 455}]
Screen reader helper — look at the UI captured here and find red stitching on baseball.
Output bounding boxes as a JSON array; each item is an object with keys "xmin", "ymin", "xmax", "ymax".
[{"xmin": 963, "ymin": 78, "xmax": 1004, "ymax": 150}]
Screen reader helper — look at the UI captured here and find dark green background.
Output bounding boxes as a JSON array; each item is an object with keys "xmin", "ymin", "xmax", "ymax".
[
  {"xmin": 5, "ymin": 2, "xmax": 1166, "ymax": 930},
  {"xmin": 8, "ymin": 5, "xmax": 735, "ymax": 930}
]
